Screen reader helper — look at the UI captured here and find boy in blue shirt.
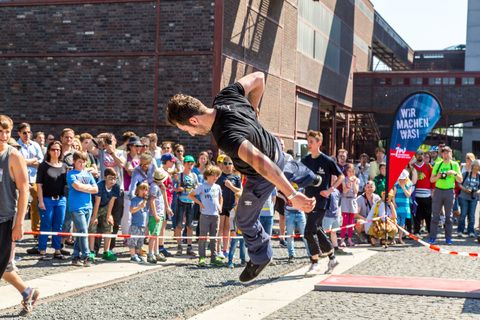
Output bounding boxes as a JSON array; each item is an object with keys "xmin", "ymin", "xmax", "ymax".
[
  {"xmin": 67, "ymin": 151, "xmax": 98, "ymax": 267},
  {"xmin": 129, "ymin": 182, "xmax": 150, "ymax": 263}
]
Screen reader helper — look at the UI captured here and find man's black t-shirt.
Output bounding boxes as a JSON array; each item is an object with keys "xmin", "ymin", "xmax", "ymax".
[
  {"xmin": 302, "ymin": 153, "xmax": 343, "ymax": 210},
  {"xmin": 211, "ymin": 83, "xmax": 276, "ymax": 177}
]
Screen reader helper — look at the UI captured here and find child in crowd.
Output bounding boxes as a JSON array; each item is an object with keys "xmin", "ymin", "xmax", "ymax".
[
  {"xmin": 128, "ymin": 182, "xmax": 150, "ymax": 263},
  {"xmin": 259, "ymin": 189, "xmax": 277, "ymax": 236},
  {"xmin": 188, "ymin": 166, "xmax": 224, "ymax": 267},
  {"xmin": 323, "ymin": 187, "xmax": 350, "ymax": 255},
  {"xmin": 217, "ymin": 155, "xmax": 242, "ymax": 259},
  {"xmin": 158, "ymin": 152, "xmax": 177, "ymax": 258},
  {"xmin": 67, "ymin": 151, "xmax": 99, "ymax": 267},
  {"xmin": 393, "ymin": 169, "xmax": 413, "ymax": 244},
  {"xmin": 88, "ymin": 168, "xmax": 120, "ymax": 262},
  {"xmin": 147, "ymin": 168, "xmax": 173, "ymax": 264},
  {"xmin": 365, "ymin": 191, "xmax": 398, "ymax": 246},
  {"xmin": 285, "ymin": 183, "xmax": 310, "ymax": 262},
  {"xmin": 227, "ymin": 209, "xmax": 247, "ymax": 268},
  {"xmin": 374, "ymin": 163, "xmax": 387, "ymax": 196},
  {"xmin": 339, "ymin": 163, "xmax": 359, "ymax": 247}
]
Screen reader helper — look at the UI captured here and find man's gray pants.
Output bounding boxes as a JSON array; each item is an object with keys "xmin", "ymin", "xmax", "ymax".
[{"xmin": 430, "ymin": 188, "xmax": 454, "ymax": 240}]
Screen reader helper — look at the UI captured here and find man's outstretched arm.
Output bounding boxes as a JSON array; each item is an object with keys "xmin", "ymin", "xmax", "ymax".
[
  {"xmin": 237, "ymin": 72, "xmax": 265, "ymax": 117},
  {"xmin": 238, "ymin": 140, "xmax": 315, "ymax": 213}
]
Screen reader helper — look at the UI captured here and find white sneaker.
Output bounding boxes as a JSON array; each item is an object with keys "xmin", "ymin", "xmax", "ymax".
[
  {"xmin": 325, "ymin": 259, "xmax": 339, "ymax": 274},
  {"xmin": 304, "ymin": 263, "xmax": 322, "ymax": 277},
  {"xmin": 469, "ymin": 232, "xmax": 476, "ymax": 238},
  {"xmin": 457, "ymin": 233, "xmax": 464, "ymax": 238}
]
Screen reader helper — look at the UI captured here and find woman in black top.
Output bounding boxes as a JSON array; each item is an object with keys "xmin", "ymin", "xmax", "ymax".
[{"xmin": 36, "ymin": 141, "xmax": 68, "ymax": 259}]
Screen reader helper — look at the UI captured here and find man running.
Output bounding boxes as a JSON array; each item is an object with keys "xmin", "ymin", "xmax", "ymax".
[
  {"xmin": 0, "ymin": 115, "xmax": 40, "ymax": 312},
  {"xmin": 167, "ymin": 72, "xmax": 318, "ymax": 282}
]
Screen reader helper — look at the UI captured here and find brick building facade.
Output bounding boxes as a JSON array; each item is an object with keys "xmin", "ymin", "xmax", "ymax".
[{"xmin": 0, "ymin": 0, "xmax": 375, "ymax": 156}]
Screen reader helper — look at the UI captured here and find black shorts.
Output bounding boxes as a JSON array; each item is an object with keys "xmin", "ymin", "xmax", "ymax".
[
  {"xmin": 275, "ymin": 197, "xmax": 286, "ymax": 216},
  {"xmin": 0, "ymin": 219, "xmax": 13, "ymax": 278},
  {"xmin": 220, "ymin": 207, "xmax": 234, "ymax": 217}
]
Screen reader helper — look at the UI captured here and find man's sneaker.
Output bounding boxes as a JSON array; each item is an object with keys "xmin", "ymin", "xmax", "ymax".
[
  {"xmin": 130, "ymin": 255, "xmax": 144, "ymax": 264},
  {"xmin": 279, "ymin": 239, "xmax": 288, "ymax": 248},
  {"xmin": 445, "ymin": 238, "xmax": 453, "ymax": 245},
  {"xmin": 335, "ymin": 247, "xmax": 352, "ymax": 256},
  {"xmin": 176, "ymin": 245, "xmax": 183, "ymax": 256},
  {"xmin": 304, "ymin": 263, "xmax": 322, "ymax": 277},
  {"xmin": 216, "ymin": 252, "xmax": 225, "ymax": 259},
  {"xmin": 320, "ymin": 248, "xmax": 334, "ymax": 257},
  {"xmin": 457, "ymin": 233, "xmax": 464, "ymax": 238},
  {"xmin": 88, "ymin": 252, "xmax": 96, "ymax": 262},
  {"xmin": 82, "ymin": 258, "xmax": 92, "ymax": 267},
  {"xmin": 147, "ymin": 254, "xmax": 157, "ymax": 264},
  {"xmin": 427, "ymin": 237, "xmax": 436, "ymax": 245},
  {"xmin": 71, "ymin": 257, "xmax": 83, "ymax": 267},
  {"xmin": 338, "ymin": 239, "xmax": 347, "ymax": 248},
  {"xmin": 186, "ymin": 247, "xmax": 197, "ymax": 257},
  {"xmin": 160, "ymin": 247, "xmax": 173, "ymax": 257},
  {"xmin": 312, "ymin": 175, "xmax": 322, "ymax": 187},
  {"xmin": 155, "ymin": 253, "xmax": 167, "ymax": 262},
  {"xmin": 239, "ymin": 259, "xmax": 271, "ymax": 283},
  {"xmin": 227, "ymin": 262, "xmax": 234, "ymax": 269},
  {"xmin": 26, "ymin": 246, "xmax": 40, "ymax": 255},
  {"xmin": 102, "ymin": 251, "xmax": 118, "ymax": 262},
  {"xmin": 240, "ymin": 260, "xmax": 247, "ymax": 267},
  {"xmin": 198, "ymin": 257, "xmax": 206, "ymax": 267},
  {"xmin": 469, "ymin": 232, "xmax": 476, "ymax": 238},
  {"xmin": 21, "ymin": 288, "xmax": 40, "ymax": 313},
  {"xmin": 288, "ymin": 256, "xmax": 295, "ymax": 263},
  {"xmin": 60, "ymin": 248, "xmax": 71, "ymax": 256},
  {"xmin": 325, "ymin": 259, "xmax": 339, "ymax": 274},
  {"xmin": 211, "ymin": 257, "xmax": 225, "ymax": 267}
]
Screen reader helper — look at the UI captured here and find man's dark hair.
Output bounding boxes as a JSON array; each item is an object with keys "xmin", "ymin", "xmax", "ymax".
[
  {"xmin": 17, "ymin": 122, "xmax": 30, "ymax": 132},
  {"xmin": 167, "ymin": 94, "xmax": 207, "ymax": 126}
]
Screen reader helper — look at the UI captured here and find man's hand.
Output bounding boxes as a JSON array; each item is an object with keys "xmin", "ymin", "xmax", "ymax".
[
  {"xmin": 107, "ymin": 215, "xmax": 114, "ymax": 225},
  {"xmin": 290, "ymin": 193, "xmax": 316, "ymax": 213},
  {"xmin": 38, "ymin": 201, "xmax": 46, "ymax": 211},
  {"xmin": 12, "ymin": 224, "xmax": 24, "ymax": 241},
  {"xmin": 166, "ymin": 207, "xmax": 174, "ymax": 218},
  {"xmin": 320, "ymin": 189, "xmax": 332, "ymax": 198}
]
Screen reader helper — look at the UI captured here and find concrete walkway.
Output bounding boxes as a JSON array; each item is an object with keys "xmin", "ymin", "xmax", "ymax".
[
  {"xmin": 189, "ymin": 248, "xmax": 377, "ymax": 320},
  {"xmin": 0, "ymin": 258, "xmax": 187, "ymax": 310}
]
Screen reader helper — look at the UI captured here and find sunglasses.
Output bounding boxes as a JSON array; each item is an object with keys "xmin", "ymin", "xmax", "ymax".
[
  {"xmin": 176, "ymin": 150, "xmax": 184, "ymax": 153},
  {"xmin": 21, "ymin": 131, "xmax": 31, "ymax": 135},
  {"xmin": 223, "ymin": 162, "xmax": 233, "ymax": 165},
  {"xmin": 50, "ymin": 148, "xmax": 61, "ymax": 152}
]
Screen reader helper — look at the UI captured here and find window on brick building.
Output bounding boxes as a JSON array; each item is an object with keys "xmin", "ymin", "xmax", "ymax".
[
  {"xmin": 392, "ymin": 78, "xmax": 404, "ymax": 85},
  {"xmin": 462, "ymin": 77, "xmax": 475, "ymax": 85},
  {"xmin": 428, "ymin": 77, "xmax": 442, "ymax": 85},
  {"xmin": 442, "ymin": 77, "xmax": 455, "ymax": 85},
  {"xmin": 411, "ymin": 77, "xmax": 423, "ymax": 85}
]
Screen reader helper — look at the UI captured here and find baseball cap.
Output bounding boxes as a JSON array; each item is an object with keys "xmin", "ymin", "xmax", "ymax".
[
  {"xmin": 184, "ymin": 155, "xmax": 195, "ymax": 163},
  {"xmin": 399, "ymin": 169, "xmax": 409, "ymax": 180},
  {"xmin": 127, "ymin": 136, "xmax": 142, "ymax": 147},
  {"xmin": 160, "ymin": 153, "xmax": 177, "ymax": 163},
  {"xmin": 153, "ymin": 168, "xmax": 169, "ymax": 183}
]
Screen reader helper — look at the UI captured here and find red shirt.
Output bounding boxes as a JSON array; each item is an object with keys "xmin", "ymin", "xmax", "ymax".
[{"xmin": 413, "ymin": 162, "xmax": 434, "ymax": 197}]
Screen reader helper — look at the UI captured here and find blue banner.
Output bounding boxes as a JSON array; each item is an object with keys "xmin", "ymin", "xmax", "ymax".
[{"xmin": 387, "ymin": 92, "xmax": 442, "ymax": 191}]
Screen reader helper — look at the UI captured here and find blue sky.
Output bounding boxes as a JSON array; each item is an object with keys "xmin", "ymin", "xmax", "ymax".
[{"xmin": 370, "ymin": 0, "xmax": 468, "ymax": 50}]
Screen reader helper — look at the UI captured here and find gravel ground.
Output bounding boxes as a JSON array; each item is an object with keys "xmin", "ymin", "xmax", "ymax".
[
  {"xmin": 265, "ymin": 235, "xmax": 480, "ymax": 320},
  {"xmin": 0, "ymin": 241, "xmax": 310, "ymax": 319}
]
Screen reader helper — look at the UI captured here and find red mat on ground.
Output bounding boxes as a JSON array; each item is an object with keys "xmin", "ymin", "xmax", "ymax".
[{"xmin": 315, "ymin": 274, "xmax": 480, "ymax": 299}]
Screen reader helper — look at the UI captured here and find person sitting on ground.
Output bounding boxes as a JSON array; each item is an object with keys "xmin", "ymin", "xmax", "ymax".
[
  {"xmin": 147, "ymin": 168, "xmax": 173, "ymax": 264},
  {"xmin": 393, "ymin": 169, "xmax": 413, "ymax": 244},
  {"xmin": 128, "ymin": 182, "xmax": 150, "ymax": 264},
  {"xmin": 365, "ymin": 191, "xmax": 398, "ymax": 246},
  {"xmin": 323, "ymin": 187, "xmax": 350, "ymax": 256},
  {"xmin": 188, "ymin": 165, "xmax": 224, "ymax": 267},
  {"xmin": 354, "ymin": 181, "xmax": 380, "ymax": 242},
  {"xmin": 88, "ymin": 168, "xmax": 120, "ymax": 262}
]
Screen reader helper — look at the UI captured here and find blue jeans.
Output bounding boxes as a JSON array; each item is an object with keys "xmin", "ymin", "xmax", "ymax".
[
  {"xmin": 72, "ymin": 209, "xmax": 92, "ymax": 259},
  {"xmin": 285, "ymin": 209, "xmax": 310, "ymax": 258},
  {"xmin": 38, "ymin": 197, "xmax": 67, "ymax": 251},
  {"xmin": 228, "ymin": 236, "xmax": 246, "ymax": 263},
  {"xmin": 458, "ymin": 197, "xmax": 478, "ymax": 234},
  {"xmin": 259, "ymin": 216, "xmax": 273, "ymax": 236}
]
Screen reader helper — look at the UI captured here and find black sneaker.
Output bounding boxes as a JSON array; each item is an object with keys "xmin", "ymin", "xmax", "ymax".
[
  {"xmin": 279, "ymin": 239, "xmax": 287, "ymax": 248},
  {"xmin": 160, "ymin": 248, "xmax": 174, "ymax": 258},
  {"xmin": 334, "ymin": 247, "xmax": 352, "ymax": 256},
  {"xmin": 26, "ymin": 246, "xmax": 40, "ymax": 255},
  {"xmin": 60, "ymin": 249, "xmax": 71, "ymax": 256},
  {"xmin": 239, "ymin": 259, "xmax": 271, "ymax": 283}
]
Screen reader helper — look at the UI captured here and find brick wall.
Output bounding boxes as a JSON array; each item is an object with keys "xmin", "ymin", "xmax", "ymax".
[{"xmin": 0, "ymin": 0, "xmax": 215, "ymax": 153}]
